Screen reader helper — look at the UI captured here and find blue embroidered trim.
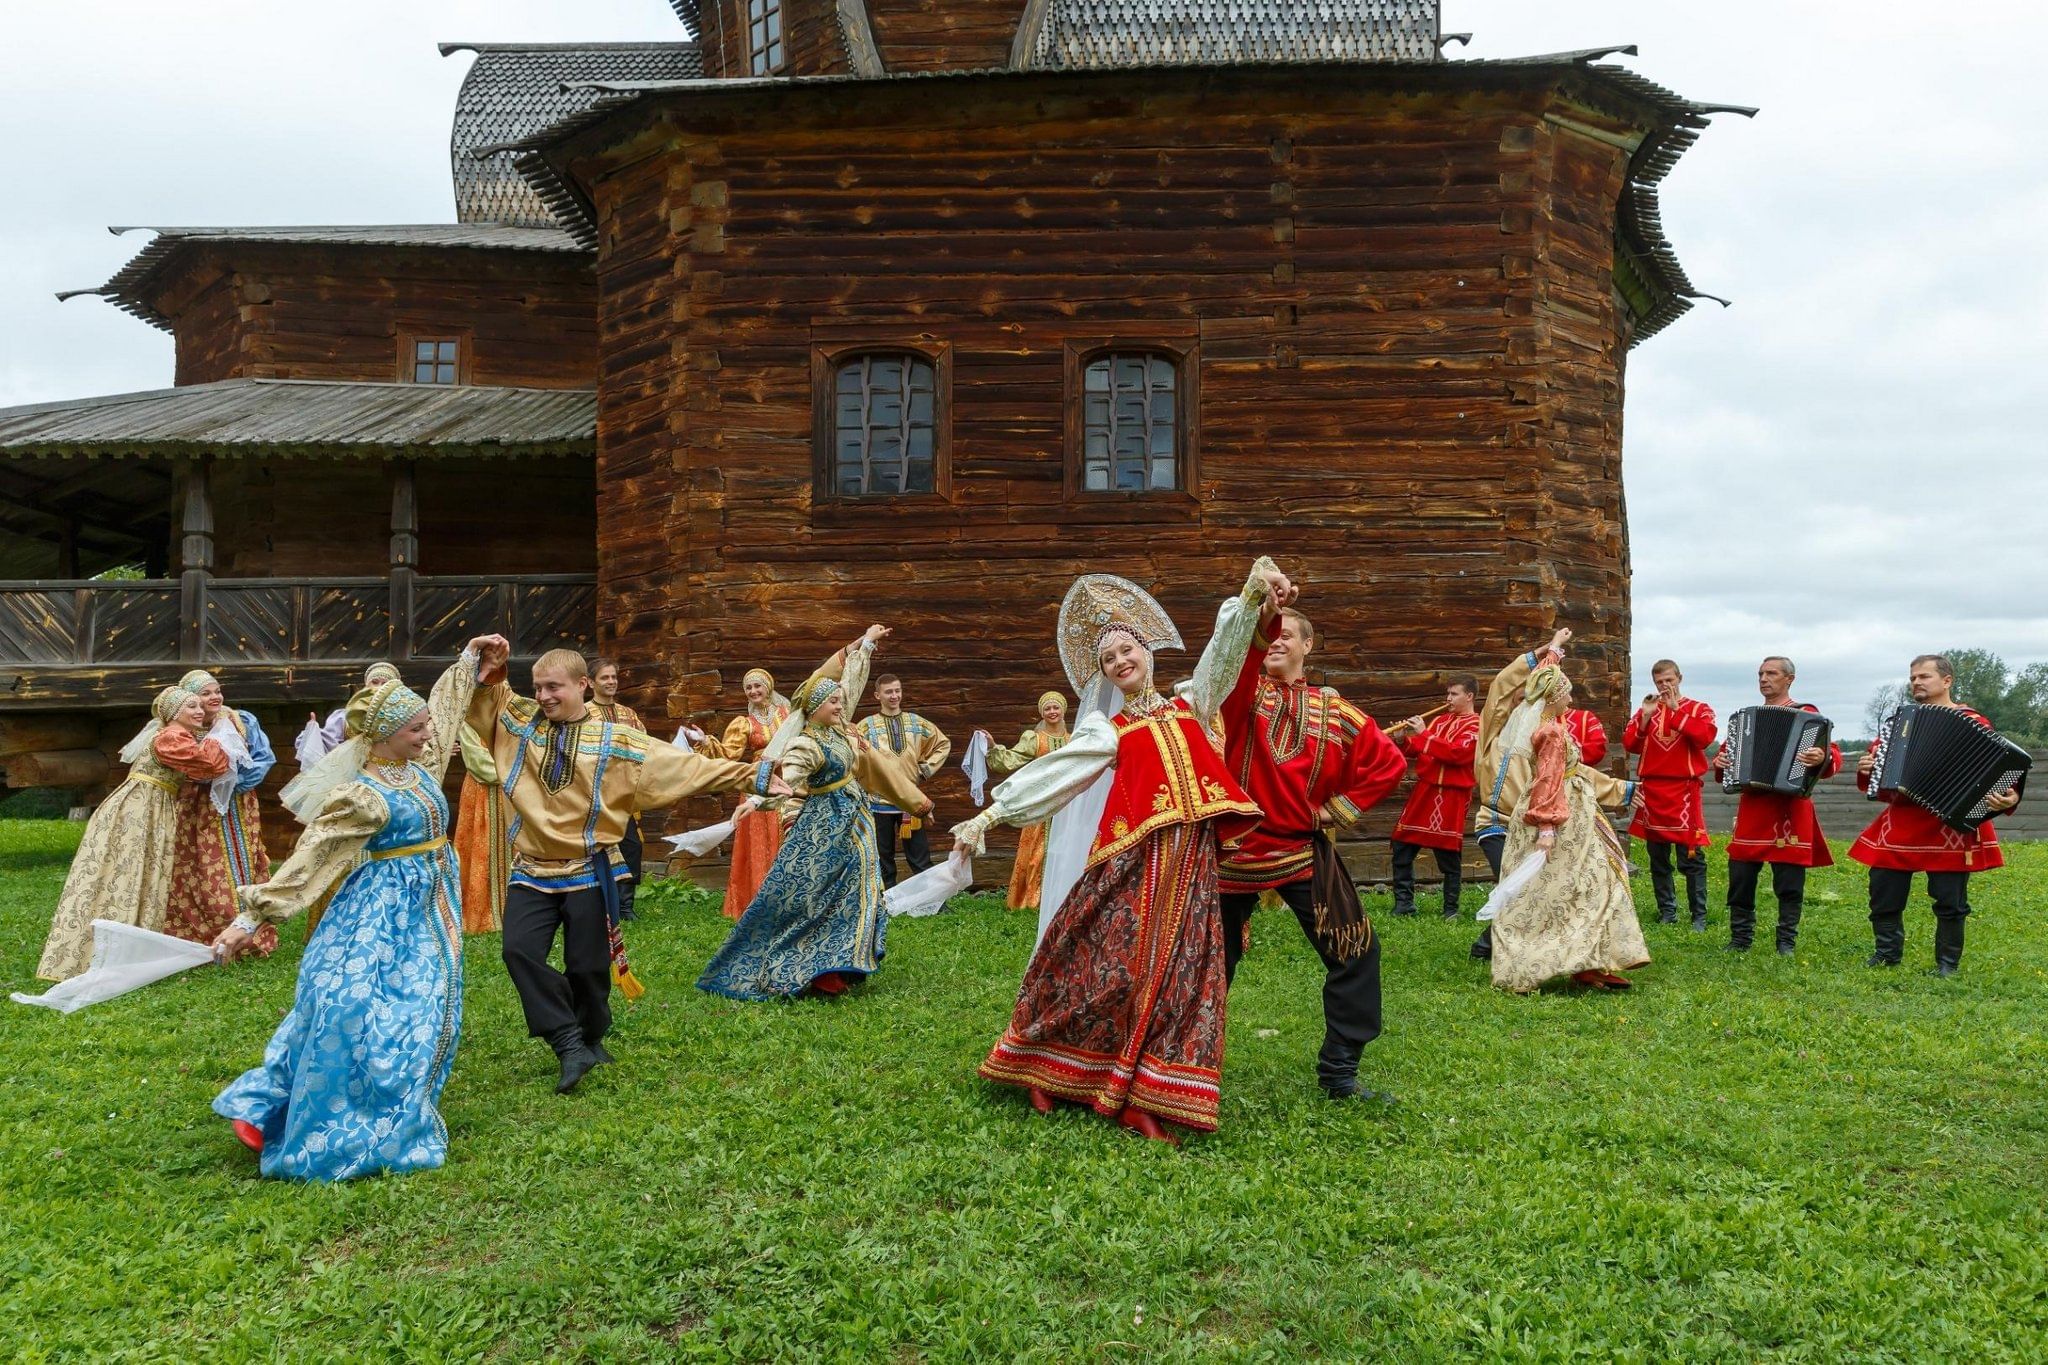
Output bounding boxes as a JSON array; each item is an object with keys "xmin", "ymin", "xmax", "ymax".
[{"xmin": 509, "ymin": 861, "xmax": 633, "ymax": 894}]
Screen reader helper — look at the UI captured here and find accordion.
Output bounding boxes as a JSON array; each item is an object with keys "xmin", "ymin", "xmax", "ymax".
[
  {"xmin": 1719, "ymin": 705, "xmax": 1834, "ymax": 797},
  {"xmin": 1869, "ymin": 704, "xmax": 2031, "ymax": 832}
]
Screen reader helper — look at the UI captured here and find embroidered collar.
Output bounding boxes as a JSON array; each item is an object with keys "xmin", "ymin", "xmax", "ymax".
[{"xmin": 1120, "ymin": 687, "xmax": 1170, "ymax": 718}]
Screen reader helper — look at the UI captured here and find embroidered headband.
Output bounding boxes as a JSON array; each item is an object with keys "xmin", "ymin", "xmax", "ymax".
[
  {"xmin": 1524, "ymin": 664, "xmax": 1567, "ymax": 706},
  {"xmin": 794, "ymin": 675, "xmax": 843, "ymax": 716},
  {"xmin": 363, "ymin": 662, "xmax": 402, "ymax": 688},
  {"xmin": 345, "ymin": 677, "xmax": 430, "ymax": 742},
  {"xmin": 177, "ymin": 668, "xmax": 219, "ymax": 694},
  {"xmin": 152, "ymin": 685, "xmax": 199, "ymax": 725},
  {"xmin": 1038, "ymin": 691, "xmax": 1067, "ymax": 713},
  {"xmin": 744, "ymin": 668, "xmax": 775, "ymax": 692}
]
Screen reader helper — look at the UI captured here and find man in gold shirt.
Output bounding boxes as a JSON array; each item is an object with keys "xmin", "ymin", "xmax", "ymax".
[{"xmin": 471, "ymin": 645, "xmax": 786, "ymax": 1093}]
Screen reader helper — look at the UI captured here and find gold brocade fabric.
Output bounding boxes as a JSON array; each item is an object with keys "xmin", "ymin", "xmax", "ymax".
[
  {"xmin": 35, "ymin": 774, "xmax": 180, "ymax": 981},
  {"xmin": 1489, "ymin": 735, "xmax": 1650, "ymax": 994}
]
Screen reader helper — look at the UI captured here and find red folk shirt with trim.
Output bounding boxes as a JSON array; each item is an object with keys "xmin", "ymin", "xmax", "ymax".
[
  {"xmin": 1622, "ymin": 696, "xmax": 1717, "ymax": 848},
  {"xmin": 1217, "ymin": 675, "xmax": 1408, "ymax": 893},
  {"xmin": 1563, "ymin": 709, "xmax": 1608, "ymax": 768},
  {"xmin": 1727, "ymin": 702, "xmax": 1841, "ymax": 868},
  {"xmin": 1391, "ymin": 712, "xmax": 1480, "ymax": 852},
  {"xmin": 1850, "ymin": 706, "xmax": 2008, "ymax": 873}
]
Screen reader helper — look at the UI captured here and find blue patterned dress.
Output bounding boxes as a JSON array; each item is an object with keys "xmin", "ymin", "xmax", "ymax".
[{"xmin": 698, "ymin": 729, "xmax": 892, "ymax": 1000}]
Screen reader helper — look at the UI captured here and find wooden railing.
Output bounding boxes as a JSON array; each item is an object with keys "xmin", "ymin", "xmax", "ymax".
[{"xmin": 0, "ymin": 575, "xmax": 597, "ymax": 707}]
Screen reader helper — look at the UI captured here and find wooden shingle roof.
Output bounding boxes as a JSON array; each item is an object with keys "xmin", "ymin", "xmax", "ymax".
[{"xmin": 1018, "ymin": 0, "xmax": 1441, "ymax": 69}]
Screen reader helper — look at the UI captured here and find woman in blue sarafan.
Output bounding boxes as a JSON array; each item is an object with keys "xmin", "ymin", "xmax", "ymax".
[
  {"xmin": 698, "ymin": 625, "xmax": 934, "ymax": 1001},
  {"xmin": 209, "ymin": 634, "xmax": 507, "ymax": 1181}
]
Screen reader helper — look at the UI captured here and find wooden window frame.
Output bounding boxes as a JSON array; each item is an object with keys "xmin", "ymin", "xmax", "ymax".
[
  {"xmin": 1063, "ymin": 336, "xmax": 1200, "ymax": 506},
  {"xmin": 397, "ymin": 330, "xmax": 471, "ymax": 386},
  {"xmin": 746, "ymin": 0, "xmax": 785, "ymax": 75},
  {"xmin": 811, "ymin": 340, "xmax": 954, "ymax": 511}
]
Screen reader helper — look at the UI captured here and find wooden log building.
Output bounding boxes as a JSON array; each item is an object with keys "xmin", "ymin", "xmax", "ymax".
[{"xmin": 1, "ymin": 2, "xmax": 1749, "ymax": 876}]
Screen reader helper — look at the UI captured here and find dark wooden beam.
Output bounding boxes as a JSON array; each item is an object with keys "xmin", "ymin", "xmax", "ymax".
[
  {"xmin": 177, "ymin": 455, "xmax": 213, "ymax": 661},
  {"xmin": 388, "ymin": 458, "xmax": 418, "ymax": 660}
]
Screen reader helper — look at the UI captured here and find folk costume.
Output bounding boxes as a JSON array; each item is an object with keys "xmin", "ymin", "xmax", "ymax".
[
  {"xmin": 1482, "ymin": 667, "xmax": 1646, "ymax": 994},
  {"xmin": 293, "ymin": 663, "xmax": 403, "ymax": 769},
  {"xmin": 855, "ymin": 703, "xmax": 950, "ymax": 887},
  {"xmin": 697, "ymin": 644, "xmax": 931, "ymax": 1001},
  {"xmin": 452, "ymin": 724, "xmax": 511, "ymax": 933},
  {"xmin": 1622, "ymin": 695, "xmax": 1717, "ymax": 928},
  {"xmin": 1725, "ymin": 701, "xmax": 1841, "ymax": 953},
  {"xmin": 1563, "ymin": 708, "xmax": 1609, "ymax": 767},
  {"xmin": 1468, "ymin": 645, "xmax": 1563, "ymax": 961},
  {"xmin": 1389, "ymin": 710, "xmax": 1480, "ymax": 919},
  {"xmin": 592, "ymin": 698, "xmax": 648, "ymax": 919},
  {"xmin": 985, "ymin": 695, "xmax": 1071, "ymax": 910},
  {"xmin": 163, "ymin": 672, "xmax": 278, "ymax": 960},
  {"xmin": 1850, "ymin": 706, "xmax": 2015, "ymax": 973},
  {"xmin": 695, "ymin": 670, "xmax": 792, "ymax": 920},
  {"xmin": 213, "ymin": 655, "xmax": 479, "ymax": 1180},
  {"xmin": 1216, "ymin": 663, "xmax": 1407, "ymax": 1099},
  {"xmin": 34, "ymin": 687, "xmax": 232, "ymax": 982},
  {"xmin": 468, "ymin": 670, "xmax": 760, "ymax": 1086},
  {"xmin": 952, "ymin": 562, "xmax": 1273, "ymax": 1136}
]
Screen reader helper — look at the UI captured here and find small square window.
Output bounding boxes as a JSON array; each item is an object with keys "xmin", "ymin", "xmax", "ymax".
[{"xmin": 404, "ymin": 336, "xmax": 463, "ymax": 385}]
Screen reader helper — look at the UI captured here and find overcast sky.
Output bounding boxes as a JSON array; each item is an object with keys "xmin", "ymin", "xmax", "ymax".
[{"xmin": 2, "ymin": 2, "xmax": 2040, "ymax": 734}]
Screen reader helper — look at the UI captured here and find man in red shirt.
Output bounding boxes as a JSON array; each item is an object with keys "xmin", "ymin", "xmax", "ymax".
[
  {"xmin": 1622, "ymin": 659, "xmax": 1717, "ymax": 929},
  {"xmin": 1562, "ymin": 707, "xmax": 1608, "ymax": 768},
  {"xmin": 1388, "ymin": 678, "xmax": 1480, "ymax": 919},
  {"xmin": 1852, "ymin": 653, "xmax": 2021, "ymax": 975},
  {"xmin": 1218, "ymin": 605, "xmax": 1407, "ymax": 1101},
  {"xmin": 1713, "ymin": 655, "xmax": 1839, "ymax": 954}
]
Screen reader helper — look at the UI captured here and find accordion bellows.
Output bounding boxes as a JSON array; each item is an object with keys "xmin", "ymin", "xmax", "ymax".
[
  {"xmin": 1720, "ymin": 706, "xmax": 1834, "ymax": 798},
  {"xmin": 1871, "ymin": 704, "xmax": 2031, "ymax": 833}
]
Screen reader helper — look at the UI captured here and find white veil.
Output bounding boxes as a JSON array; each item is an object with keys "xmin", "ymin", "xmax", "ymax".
[{"xmin": 1034, "ymin": 671, "xmax": 1120, "ymax": 945}]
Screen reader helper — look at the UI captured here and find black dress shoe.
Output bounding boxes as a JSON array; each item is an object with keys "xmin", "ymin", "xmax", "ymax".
[
  {"xmin": 1323, "ymin": 1078, "xmax": 1397, "ymax": 1104},
  {"xmin": 557, "ymin": 1046, "xmax": 601, "ymax": 1094},
  {"xmin": 590, "ymin": 1042, "xmax": 615, "ymax": 1065},
  {"xmin": 1776, "ymin": 944, "xmax": 1796, "ymax": 957},
  {"xmin": 1865, "ymin": 953, "xmax": 1899, "ymax": 968},
  {"xmin": 1724, "ymin": 941, "xmax": 1750, "ymax": 953}
]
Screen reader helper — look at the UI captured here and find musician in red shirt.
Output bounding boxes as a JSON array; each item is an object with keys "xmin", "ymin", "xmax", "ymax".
[
  {"xmin": 1562, "ymin": 707, "xmax": 1608, "ymax": 768},
  {"xmin": 1713, "ymin": 656, "xmax": 1839, "ymax": 954},
  {"xmin": 1218, "ymin": 605, "xmax": 1408, "ymax": 1101},
  {"xmin": 1852, "ymin": 654, "xmax": 2021, "ymax": 975},
  {"xmin": 1622, "ymin": 659, "xmax": 1717, "ymax": 929},
  {"xmin": 1388, "ymin": 679, "xmax": 1480, "ymax": 919}
]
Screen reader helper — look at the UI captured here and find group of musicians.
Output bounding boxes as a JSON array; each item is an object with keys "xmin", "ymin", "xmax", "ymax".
[{"xmin": 1380, "ymin": 648, "xmax": 2021, "ymax": 978}]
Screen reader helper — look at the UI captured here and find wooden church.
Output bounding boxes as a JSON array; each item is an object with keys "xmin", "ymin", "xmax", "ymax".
[{"xmin": 0, "ymin": 1, "xmax": 1748, "ymax": 862}]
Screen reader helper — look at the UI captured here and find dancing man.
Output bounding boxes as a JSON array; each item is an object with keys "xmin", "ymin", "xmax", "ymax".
[
  {"xmin": 1216, "ymin": 605, "xmax": 1407, "ymax": 1102},
  {"xmin": 1388, "ymin": 678, "xmax": 1480, "ymax": 919},
  {"xmin": 1850, "ymin": 653, "xmax": 2020, "ymax": 975},
  {"xmin": 1621, "ymin": 659, "xmax": 1716, "ymax": 929},
  {"xmin": 856, "ymin": 674, "xmax": 950, "ymax": 887},
  {"xmin": 1714, "ymin": 655, "xmax": 1839, "ymax": 954},
  {"xmin": 469, "ymin": 647, "xmax": 785, "ymax": 1092}
]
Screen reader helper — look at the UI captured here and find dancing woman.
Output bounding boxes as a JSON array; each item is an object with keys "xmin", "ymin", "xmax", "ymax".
[
  {"xmin": 209, "ymin": 635, "xmax": 505, "ymax": 1181},
  {"xmin": 691, "ymin": 668, "xmax": 793, "ymax": 921},
  {"xmin": 1480, "ymin": 664, "xmax": 1646, "ymax": 994},
  {"xmin": 697, "ymin": 627, "xmax": 932, "ymax": 1001},
  {"xmin": 163, "ymin": 669, "xmax": 278, "ymax": 958},
  {"xmin": 978, "ymin": 692, "xmax": 1071, "ymax": 911},
  {"xmin": 950, "ymin": 559, "xmax": 1290, "ymax": 1143},
  {"xmin": 33, "ymin": 686, "xmax": 234, "ymax": 982}
]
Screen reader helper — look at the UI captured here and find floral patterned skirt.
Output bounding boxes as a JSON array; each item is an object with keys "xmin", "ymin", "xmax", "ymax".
[
  {"xmin": 981, "ymin": 822, "xmax": 1229, "ymax": 1132},
  {"xmin": 719, "ymin": 803, "xmax": 784, "ymax": 922},
  {"xmin": 1005, "ymin": 820, "xmax": 1049, "ymax": 911},
  {"xmin": 1490, "ymin": 778, "xmax": 1650, "ymax": 994},
  {"xmin": 164, "ymin": 786, "xmax": 276, "ymax": 959}
]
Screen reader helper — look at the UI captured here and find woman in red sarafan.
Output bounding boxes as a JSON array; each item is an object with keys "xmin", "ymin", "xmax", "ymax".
[
  {"xmin": 951, "ymin": 557, "xmax": 1293, "ymax": 1144},
  {"xmin": 162, "ymin": 669, "xmax": 278, "ymax": 960}
]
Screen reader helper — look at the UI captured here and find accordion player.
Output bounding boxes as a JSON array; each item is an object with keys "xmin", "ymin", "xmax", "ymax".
[
  {"xmin": 1862, "ymin": 704, "xmax": 2030, "ymax": 833},
  {"xmin": 1719, "ymin": 705, "xmax": 1836, "ymax": 798}
]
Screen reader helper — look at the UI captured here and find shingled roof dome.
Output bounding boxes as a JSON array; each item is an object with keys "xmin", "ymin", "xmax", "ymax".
[
  {"xmin": 1024, "ymin": 0, "xmax": 1441, "ymax": 69},
  {"xmin": 444, "ymin": 42, "xmax": 702, "ymax": 227}
]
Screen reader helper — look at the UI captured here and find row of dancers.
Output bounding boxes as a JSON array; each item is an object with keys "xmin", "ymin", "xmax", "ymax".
[{"xmin": 26, "ymin": 557, "xmax": 2026, "ymax": 1175}]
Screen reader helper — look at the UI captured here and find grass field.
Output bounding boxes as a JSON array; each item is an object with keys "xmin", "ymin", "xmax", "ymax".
[{"xmin": 4, "ymin": 817, "xmax": 2045, "ymax": 1361}]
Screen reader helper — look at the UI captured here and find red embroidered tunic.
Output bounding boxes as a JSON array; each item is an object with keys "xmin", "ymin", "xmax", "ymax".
[
  {"xmin": 1089, "ymin": 702, "xmax": 1262, "ymax": 866},
  {"xmin": 1849, "ymin": 706, "xmax": 2008, "ymax": 873},
  {"xmin": 1622, "ymin": 697, "xmax": 1717, "ymax": 848},
  {"xmin": 1218, "ymin": 676, "xmax": 1407, "ymax": 892},
  {"xmin": 1727, "ymin": 701, "xmax": 1841, "ymax": 868},
  {"xmin": 1563, "ymin": 709, "xmax": 1608, "ymax": 768},
  {"xmin": 1391, "ymin": 712, "xmax": 1480, "ymax": 852}
]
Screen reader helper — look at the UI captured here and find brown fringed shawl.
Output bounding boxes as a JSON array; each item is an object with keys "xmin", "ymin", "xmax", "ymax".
[{"xmin": 1308, "ymin": 832, "xmax": 1374, "ymax": 963}]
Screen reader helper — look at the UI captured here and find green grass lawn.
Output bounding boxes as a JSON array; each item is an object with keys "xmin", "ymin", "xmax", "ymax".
[{"xmin": 4, "ymin": 818, "xmax": 2045, "ymax": 1361}]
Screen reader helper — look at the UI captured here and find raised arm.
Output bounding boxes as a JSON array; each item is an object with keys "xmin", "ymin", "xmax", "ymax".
[
  {"xmin": 416, "ymin": 647, "xmax": 484, "ymax": 782},
  {"xmin": 631, "ymin": 740, "xmax": 765, "ymax": 816},
  {"xmin": 950, "ymin": 712, "xmax": 1118, "ymax": 852},
  {"xmin": 1190, "ymin": 556, "xmax": 1286, "ymax": 731}
]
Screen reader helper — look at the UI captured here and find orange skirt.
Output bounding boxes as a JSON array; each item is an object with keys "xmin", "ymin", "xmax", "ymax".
[
  {"xmin": 721, "ymin": 804, "xmax": 784, "ymax": 921},
  {"xmin": 455, "ymin": 777, "xmax": 510, "ymax": 934},
  {"xmin": 1006, "ymin": 821, "xmax": 1050, "ymax": 910}
]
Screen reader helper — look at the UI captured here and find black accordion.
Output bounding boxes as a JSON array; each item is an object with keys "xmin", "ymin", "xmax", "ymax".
[
  {"xmin": 1869, "ymin": 704, "xmax": 2031, "ymax": 832},
  {"xmin": 1719, "ymin": 706, "xmax": 1834, "ymax": 797}
]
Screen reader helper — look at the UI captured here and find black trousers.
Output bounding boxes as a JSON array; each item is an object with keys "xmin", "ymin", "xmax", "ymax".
[
  {"xmin": 1389, "ymin": 839, "xmax": 1464, "ymax": 915},
  {"xmin": 1645, "ymin": 839, "xmax": 1709, "ymax": 919},
  {"xmin": 1726, "ymin": 859, "xmax": 1806, "ymax": 947},
  {"xmin": 1219, "ymin": 878, "xmax": 1382, "ymax": 1088},
  {"xmin": 872, "ymin": 811, "xmax": 932, "ymax": 888},
  {"xmin": 617, "ymin": 817, "xmax": 644, "ymax": 914},
  {"xmin": 502, "ymin": 882, "xmax": 614, "ymax": 1051},
  {"xmin": 1868, "ymin": 866, "xmax": 1971, "ymax": 920},
  {"xmin": 1471, "ymin": 831, "xmax": 1506, "ymax": 958}
]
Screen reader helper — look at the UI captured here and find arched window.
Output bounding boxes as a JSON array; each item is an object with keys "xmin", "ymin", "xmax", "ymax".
[
  {"xmin": 747, "ymin": 0, "xmax": 784, "ymax": 75},
  {"xmin": 1080, "ymin": 351, "xmax": 1182, "ymax": 492},
  {"xmin": 828, "ymin": 352, "xmax": 938, "ymax": 497}
]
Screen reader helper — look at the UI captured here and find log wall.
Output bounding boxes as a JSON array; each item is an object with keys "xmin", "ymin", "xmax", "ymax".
[
  {"xmin": 165, "ymin": 244, "xmax": 598, "ymax": 389},
  {"xmin": 579, "ymin": 69, "xmax": 1643, "ymax": 833},
  {"xmin": 863, "ymin": 0, "xmax": 1034, "ymax": 71}
]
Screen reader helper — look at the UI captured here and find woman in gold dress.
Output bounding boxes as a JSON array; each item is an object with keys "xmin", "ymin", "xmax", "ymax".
[{"xmin": 979, "ymin": 692, "xmax": 1070, "ymax": 910}]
